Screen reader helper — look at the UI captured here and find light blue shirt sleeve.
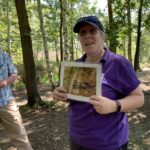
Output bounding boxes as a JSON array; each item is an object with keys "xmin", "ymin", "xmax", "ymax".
[{"xmin": 0, "ymin": 49, "xmax": 17, "ymax": 106}]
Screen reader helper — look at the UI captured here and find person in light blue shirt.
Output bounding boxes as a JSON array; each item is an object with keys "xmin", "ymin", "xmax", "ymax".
[{"xmin": 0, "ymin": 49, "xmax": 33, "ymax": 150}]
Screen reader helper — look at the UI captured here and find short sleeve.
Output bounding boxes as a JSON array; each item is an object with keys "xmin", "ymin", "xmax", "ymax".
[
  {"xmin": 4, "ymin": 52, "xmax": 17, "ymax": 75},
  {"xmin": 105, "ymin": 55, "xmax": 140, "ymax": 95}
]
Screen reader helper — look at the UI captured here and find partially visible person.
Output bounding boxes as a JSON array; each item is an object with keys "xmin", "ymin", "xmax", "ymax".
[
  {"xmin": 0, "ymin": 48, "xmax": 33, "ymax": 150},
  {"xmin": 52, "ymin": 16, "xmax": 144, "ymax": 150}
]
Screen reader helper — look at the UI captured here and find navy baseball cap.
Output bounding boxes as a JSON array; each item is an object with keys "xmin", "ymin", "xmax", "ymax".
[{"xmin": 73, "ymin": 16, "xmax": 104, "ymax": 33}]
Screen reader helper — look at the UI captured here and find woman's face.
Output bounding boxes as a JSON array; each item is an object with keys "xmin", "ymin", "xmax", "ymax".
[{"xmin": 78, "ymin": 23, "xmax": 104, "ymax": 55}]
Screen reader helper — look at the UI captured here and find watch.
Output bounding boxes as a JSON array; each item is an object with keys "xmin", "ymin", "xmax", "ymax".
[{"xmin": 116, "ymin": 100, "xmax": 121, "ymax": 112}]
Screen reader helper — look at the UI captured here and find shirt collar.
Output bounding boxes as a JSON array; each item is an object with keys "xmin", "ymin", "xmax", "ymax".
[{"xmin": 78, "ymin": 47, "xmax": 110, "ymax": 63}]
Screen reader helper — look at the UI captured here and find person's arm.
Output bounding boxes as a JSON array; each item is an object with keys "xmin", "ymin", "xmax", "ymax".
[
  {"xmin": 117, "ymin": 86, "xmax": 144, "ymax": 112},
  {"xmin": 90, "ymin": 85, "xmax": 144, "ymax": 114},
  {"xmin": 0, "ymin": 73, "xmax": 17, "ymax": 88}
]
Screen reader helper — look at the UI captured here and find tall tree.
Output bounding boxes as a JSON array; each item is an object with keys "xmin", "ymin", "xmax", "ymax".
[
  {"xmin": 59, "ymin": 0, "xmax": 63, "ymax": 61},
  {"xmin": 15, "ymin": 0, "xmax": 41, "ymax": 107},
  {"xmin": 107, "ymin": 0, "xmax": 117, "ymax": 53},
  {"xmin": 68, "ymin": 3, "xmax": 74, "ymax": 61},
  {"xmin": 127, "ymin": 0, "xmax": 132, "ymax": 63},
  {"xmin": 6, "ymin": 0, "xmax": 11, "ymax": 58},
  {"xmin": 60, "ymin": 0, "xmax": 69, "ymax": 61},
  {"xmin": 134, "ymin": 0, "xmax": 144, "ymax": 71},
  {"xmin": 37, "ymin": 0, "xmax": 55, "ymax": 90}
]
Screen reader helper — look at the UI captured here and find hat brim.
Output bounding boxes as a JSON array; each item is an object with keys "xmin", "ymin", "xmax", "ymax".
[{"xmin": 73, "ymin": 21, "xmax": 100, "ymax": 33}]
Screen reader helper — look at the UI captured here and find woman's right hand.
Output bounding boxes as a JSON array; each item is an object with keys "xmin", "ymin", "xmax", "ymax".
[{"xmin": 52, "ymin": 87, "xmax": 68, "ymax": 102}]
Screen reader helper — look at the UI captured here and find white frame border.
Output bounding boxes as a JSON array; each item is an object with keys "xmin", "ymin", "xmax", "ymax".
[{"xmin": 60, "ymin": 62, "xmax": 101, "ymax": 102}]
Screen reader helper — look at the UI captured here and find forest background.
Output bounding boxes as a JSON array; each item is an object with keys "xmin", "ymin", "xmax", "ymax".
[
  {"xmin": 0, "ymin": 0, "xmax": 150, "ymax": 149},
  {"xmin": 0, "ymin": 0, "xmax": 150, "ymax": 107}
]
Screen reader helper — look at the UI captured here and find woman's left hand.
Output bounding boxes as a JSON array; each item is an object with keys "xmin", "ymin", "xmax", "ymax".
[{"xmin": 89, "ymin": 95, "xmax": 117, "ymax": 114}]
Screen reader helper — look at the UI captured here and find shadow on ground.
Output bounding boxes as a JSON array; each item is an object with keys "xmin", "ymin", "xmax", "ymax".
[{"xmin": 0, "ymin": 71, "xmax": 150, "ymax": 150}]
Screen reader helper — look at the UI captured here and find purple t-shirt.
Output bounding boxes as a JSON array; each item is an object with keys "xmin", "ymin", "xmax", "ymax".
[{"xmin": 69, "ymin": 48, "xmax": 140, "ymax": 150}]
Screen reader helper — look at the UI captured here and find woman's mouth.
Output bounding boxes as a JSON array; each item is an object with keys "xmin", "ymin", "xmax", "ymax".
[{"xmin": 85, "ymin": 42, "xmax": 93, "ymax": 46}]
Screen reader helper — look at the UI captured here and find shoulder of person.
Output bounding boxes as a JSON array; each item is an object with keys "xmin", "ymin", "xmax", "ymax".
[
  {"xmin": 109, "ymin": 52, "xmax": 132, "ymax": 67},
  {"xmin": 0, "ymin": 48, "xmax": 8, "ymax": 57},
  {"xmin": 0, "ymin": 49, "xmax": 7, "ymax": 63}
]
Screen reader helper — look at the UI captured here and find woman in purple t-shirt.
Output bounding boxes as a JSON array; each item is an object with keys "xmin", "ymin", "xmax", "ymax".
[{"xmin": 52, "ymin": 16, "xmax": 144, "ymax": 150}]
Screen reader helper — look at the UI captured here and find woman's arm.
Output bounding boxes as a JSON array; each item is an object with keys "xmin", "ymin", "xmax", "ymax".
[
  {"xmin": 118, "ymin": 86, "xmax": 144, "ymax": 112},
  {"xmin": 90, "ymin": 85, "xmax": 144, "ymax": 114}
]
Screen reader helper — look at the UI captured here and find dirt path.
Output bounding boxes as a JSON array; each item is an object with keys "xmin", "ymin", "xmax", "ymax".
[
  {"xmin": 128, "ymin": 70, "xmax": 150, "ymax": 150},
  {"xmin": 0, "ymin": 70, "xmax": 150, "ymax": 150}
]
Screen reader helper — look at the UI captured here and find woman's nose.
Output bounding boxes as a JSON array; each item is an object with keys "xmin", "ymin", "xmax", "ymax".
[{"xmin": 84, "ymin": 31, "xmax": 91, "ymax": 38}]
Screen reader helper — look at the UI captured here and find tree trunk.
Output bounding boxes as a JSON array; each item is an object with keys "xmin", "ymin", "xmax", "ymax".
[
  {"xmin": 54, "ymin": 41, "xmax": 59, "ymax": 63},
  {"xmin": 37, "ymin": 0, "xmax": 55, "ymax": 90},
  {"xmin": 60, "ymin": 0, "xmax": 63, "ymax": 61},
  {"xmin": 15, "ymin": 0, "xmax": 41, "ymax": 107},
  {"xmin": 60, "ymin": 0, "xmax": 69, "ymax": 61},
  {"xmin": 107, "ymin": 0, "xmax": 116, "ymax": 53},
  {"xmin": 6, "ymin": 0, "xmax": 11, "ymax": 58},
  {"xmin": 134, "ymin": 0, "xmax": 144, "ymax": 71},
  {"xmin": 70, "ymin": 36, "xmax": 74, "ymax": 61},
  {"xmin": 127, "ymin": 0, "xmax": 132, "ymax": 63},
  {"xmin": 69, "ymin": 3, "xmax": 74, "ymax": 61},
  {"xmin": 122, "ymin": 40, "xmax": 126, "ymax": 57}
]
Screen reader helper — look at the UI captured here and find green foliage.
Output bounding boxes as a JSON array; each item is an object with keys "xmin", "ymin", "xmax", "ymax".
[
  {"xmin": 0, "ymin": 0, "xmax": 149, "ymax": 94},
  {"xmin": 140, "ymin": 31, "xmax": 150, "ymax": 63},
  {"xmin": 50, "ymin": 61, "xmax": 60, "ymax": 84},
  {"xmin": 13, "ymin": 80, "xmax": 25, "ymax": 91},
  {"xmin": 34, "ymin": 59, "xmax": 60, "ymax": 84},
  {"xmin": 19, "ymin": 104, "xmax": 33, "ymax": 112},
  {"xmin": 40, "ymin": 74, "xmax": 49, "ymax": 84},
  {"xmin": 39, "ymin": 100, "xmax": 57, "ymax": 109},
  {"xmin": 143, "ymin": 12, "xmax": 150, "ymax": 31}
]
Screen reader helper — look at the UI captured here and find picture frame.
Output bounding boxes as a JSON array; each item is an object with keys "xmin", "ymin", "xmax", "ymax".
[{"xmin": 60, "ymin": 62, "xmax": 102, "ymax": 102}]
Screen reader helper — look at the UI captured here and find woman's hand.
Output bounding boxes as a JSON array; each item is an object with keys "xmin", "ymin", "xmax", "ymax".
[
  {"xmin": 89, "ymin": 95, "xmax": 117, "ymax": 114},
  {"xmin": 52, "ymin": 87, "xmax": 68, "ymax": 102}
]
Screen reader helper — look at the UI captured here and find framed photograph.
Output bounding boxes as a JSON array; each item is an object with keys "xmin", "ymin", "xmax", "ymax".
[{"xmin": 60, "ymin": 62, "xmax": 102, "ymax": 102}]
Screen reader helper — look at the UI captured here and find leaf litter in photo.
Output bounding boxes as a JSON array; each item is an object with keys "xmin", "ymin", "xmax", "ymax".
[{"xmin": 63, "ymin": 66, "xmax": 96, "ymax": 97}]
